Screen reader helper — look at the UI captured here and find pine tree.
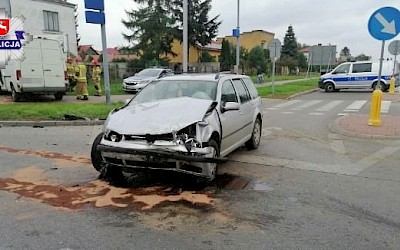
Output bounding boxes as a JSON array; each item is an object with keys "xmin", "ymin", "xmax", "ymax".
[
  {"xmin": 122, "ymin": 0, "xmax": 176, "ymax": 64},
  {"xmin": 281, "ymin": 25, "xmax": 299, "ymax": 58},
  {"xmin": 219, "ymin": 39, "xmax": 232, "ymax": 71}
]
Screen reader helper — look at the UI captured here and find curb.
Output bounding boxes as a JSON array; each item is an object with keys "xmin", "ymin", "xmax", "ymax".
[
  {"xmin": 0, "ymin": 120, "xmax": 105, "ymax": 127},
  {"xmin": 329, "ymin": 115, "xmax": 400, "ymax": 140}
]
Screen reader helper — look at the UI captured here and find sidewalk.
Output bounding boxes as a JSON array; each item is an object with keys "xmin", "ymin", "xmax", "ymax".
[{"xmin": 329, "ymin": 92, "xmax": 400, "ymax": 139}]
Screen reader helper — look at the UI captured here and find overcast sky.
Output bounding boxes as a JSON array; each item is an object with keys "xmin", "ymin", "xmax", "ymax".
[{"xmin": 70, "ymin": 0, "xmax": 399, "ymax": 60}]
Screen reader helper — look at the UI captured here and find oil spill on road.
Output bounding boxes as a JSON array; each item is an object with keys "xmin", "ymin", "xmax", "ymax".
[{"xmin": 0, "ymin": 146, "xmax": 91, "ymax": 166}]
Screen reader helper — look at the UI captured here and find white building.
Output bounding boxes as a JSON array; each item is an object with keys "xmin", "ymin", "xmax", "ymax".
[{"xmin": 10, "ymin": 0, "xmax": 78, "ymax": 55}]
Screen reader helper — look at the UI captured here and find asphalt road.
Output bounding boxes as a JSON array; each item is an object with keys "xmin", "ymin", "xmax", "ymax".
[{"xmin": 0, "ymin": 90, "xmax": 400, "ymax": 249}]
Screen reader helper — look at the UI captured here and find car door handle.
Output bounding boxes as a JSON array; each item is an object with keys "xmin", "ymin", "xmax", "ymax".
[{"xmin": 44, "ymin": 69, "xmax": 51, "ymax": 72}]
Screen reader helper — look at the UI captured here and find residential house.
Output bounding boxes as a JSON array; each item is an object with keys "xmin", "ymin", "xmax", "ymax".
[
  {"xmin": 10, "ymin": 0, "xmax": 78, "ymax": 55},
  {"xmin": 217, "ymin": 30, "xmax": 275, "ymax": 52},
  {"xmin": 78, "ymin": 44, "xmax": 99, "ymax": 61}
]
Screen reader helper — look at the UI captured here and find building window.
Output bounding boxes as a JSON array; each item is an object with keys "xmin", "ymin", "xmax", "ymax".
[{"xmin": 43, "ymin": 11, "xmax": 59, "ymax": 31}]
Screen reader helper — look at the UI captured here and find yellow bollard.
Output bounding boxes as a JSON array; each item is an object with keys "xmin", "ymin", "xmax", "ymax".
[
  {"xmin": 389, "ymin": 76, "xmax": 396, "ymax": 94},
  {"xmin": 368, "ymin": 89, "xmax": 382, "ymax": 126}
]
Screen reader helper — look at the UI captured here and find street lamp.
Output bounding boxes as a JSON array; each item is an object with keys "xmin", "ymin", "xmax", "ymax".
[{"xmin": 235, "ymin": 0, "xmax": 240, "ymax": 74}]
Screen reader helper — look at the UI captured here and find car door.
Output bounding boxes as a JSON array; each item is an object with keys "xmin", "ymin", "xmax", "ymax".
[
  {"xmin": 331, "ymin": 63, "xmax": 351, "ymax": 88},
  {"xmin": 231, "ymin": 78, "xmax": 254, "ymax": 139},
  {"xmin": 219, "ymin": 79, "xmax": 243, "ymax": 155}
]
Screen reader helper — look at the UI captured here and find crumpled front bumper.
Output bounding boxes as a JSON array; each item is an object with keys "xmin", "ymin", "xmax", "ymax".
[{"xmin": 97, "ymin": 143, "xmax": 227, "ymax": 178}]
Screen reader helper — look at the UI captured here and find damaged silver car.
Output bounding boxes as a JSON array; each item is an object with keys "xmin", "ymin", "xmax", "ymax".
[{"xmin": 91, "ymin": 73, "xmax": 263, "ymax": 182}]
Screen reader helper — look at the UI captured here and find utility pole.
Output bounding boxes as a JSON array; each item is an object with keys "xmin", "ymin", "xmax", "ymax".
[
  {"xmin": 235, "ymin": 0, "xmax": 240, "ymax": 74},
  {"xmin": 183, "ymin": 0, "xmax": 188, "ymax": 73}
]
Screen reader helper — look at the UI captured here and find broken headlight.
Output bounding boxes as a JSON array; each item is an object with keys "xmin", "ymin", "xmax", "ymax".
[
  {"xmin": 104, "ymin": 130, "xmax": 123, "ymax": 142},
  {"xmin": 174, "ymin": 124, "xmax": 200, "ymax": 152}
]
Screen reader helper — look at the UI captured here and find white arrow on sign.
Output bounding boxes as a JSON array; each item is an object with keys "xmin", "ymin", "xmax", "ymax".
[{"xmin": 375, "ymin": 12, "xmax": 396, "ymax": 35}]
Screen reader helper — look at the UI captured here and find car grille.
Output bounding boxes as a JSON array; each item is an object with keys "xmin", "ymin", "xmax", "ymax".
[
  {"xmin": 125, "ymin": 133, "xmax": 174, "ymax": 143},
  {"xmin": 125, "ymin": 81, "xmax": 139, "ymax": 86}
]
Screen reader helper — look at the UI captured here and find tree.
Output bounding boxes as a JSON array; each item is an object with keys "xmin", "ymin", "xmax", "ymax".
[
  {"xmin": 122, "ymin": 0, "xmax": 176, "ymax": 64},
  {"xmin": 281, "ymin": 25, "xmax": 302, "ymax": 73},
  {"xmin": 200, "ymin": 51, "xmax": 215, "ymax": 62},
  {"xmin": 248, "ymin": 46, "xmax": 267, "ymax": 74},
  {"xmin": 355, "ymin": 54, "xmax": 371, "ymax": 61},
  {"xmin": 219, "ymin": 39, "xmax": 232, "ymax": 71},
  {"xmin": 170, "ymin": 0, "xmax": 221, "ymax": 47},
  {"xmin": 339, "ymin": 47, "xmax": 352, "ymax": 62},
  {"xmin": 281, "ymin": 25, "xmax": 299, "ymax": 58}
]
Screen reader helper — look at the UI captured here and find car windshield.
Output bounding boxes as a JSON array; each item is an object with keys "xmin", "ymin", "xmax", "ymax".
[
  {"xmin": 129, "ymin": 79, "xmax": 218, "ymax": 105},
  {"xmin": 135, "ymin": 69, "xmax": 162, "ymax": 77}
]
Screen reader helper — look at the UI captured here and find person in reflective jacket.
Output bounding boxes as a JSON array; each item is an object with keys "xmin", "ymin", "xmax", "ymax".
[{"xmin": 74, "ymin": 57, "xmax": 89, "ymax": 100}]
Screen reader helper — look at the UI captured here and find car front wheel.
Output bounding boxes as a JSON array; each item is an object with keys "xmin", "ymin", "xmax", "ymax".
[{"xmin": 246, "ymin": 118, "xmax": 262, "ymax": 150}]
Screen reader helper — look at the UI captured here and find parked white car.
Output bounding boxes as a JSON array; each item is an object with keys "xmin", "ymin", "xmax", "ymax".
[
  {"xmin": 122, "ymin": 68, "xmax": 174, "ymax": 93},
  {"xmin": 92, "ymin": 73, "xmax": 263, "ymax": 184}
]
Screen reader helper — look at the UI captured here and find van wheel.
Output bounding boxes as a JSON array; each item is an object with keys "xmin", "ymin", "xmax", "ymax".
[
  {"xmin": 11, "ymin": 87, "xmax": 21, "ymax": 102},
  {"xmin": 54, "ymin": 92, "xmax": 63, "ymax": 100},
  {"xmin": 324, "ymin": 83, "xmax": 335, "ymax": 93},
  {"xmin": 373, "ymin": 82, "xmax": 387, "ymax": 91}
]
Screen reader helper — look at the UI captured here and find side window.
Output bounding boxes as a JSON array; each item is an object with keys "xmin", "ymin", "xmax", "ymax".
[
  {"xmin": 334, "ymin": 64, "xmax": 350, "ymax": 74},
  {"xmin": 232, "ymin": 79, "xmax": 251, "ymax": 103},
  {"xmin": 243, "ymin": 78, "xmax": 259, "ymax": 99},
  {"xmin": 352, "ymin": 63, "xmax": 372, "ymax": 73},
  {"xmin": 221, "ymin": 80, "xmax": 238, "ymax": 103}
]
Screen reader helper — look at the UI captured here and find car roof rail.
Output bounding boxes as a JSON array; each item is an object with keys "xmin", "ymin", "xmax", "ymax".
[{"xmin": 215, "ymin": 71, "xmax": 235, "ymax": 80}]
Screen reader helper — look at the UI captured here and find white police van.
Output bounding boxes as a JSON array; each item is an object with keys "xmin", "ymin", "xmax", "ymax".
[{"xmin": 318, "ymin": 61, "xmax": 399, "ymax": 92}]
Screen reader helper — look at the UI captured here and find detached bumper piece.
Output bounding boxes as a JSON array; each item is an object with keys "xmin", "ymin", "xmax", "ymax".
[{"xmin": 97, "ymin": 144, "xmax": 227, "ymax": 164}]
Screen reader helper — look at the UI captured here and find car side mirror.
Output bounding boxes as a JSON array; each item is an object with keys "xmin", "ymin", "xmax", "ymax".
[{"xmin": 222, "ymin": 102, "xmax": 240, "ymax": 113}]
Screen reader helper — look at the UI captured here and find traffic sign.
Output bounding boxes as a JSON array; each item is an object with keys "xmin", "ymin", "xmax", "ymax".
[
  {"xmin": 368, "ymin": 6, "xmax": 400, "ymax": 41},
  {"xmin": 268, "ymin": 39, "xmax": 281, "ymax": 59},
  {"xmin": 388, "ymin": 40, "xmax": 400, "ymax": 55}
]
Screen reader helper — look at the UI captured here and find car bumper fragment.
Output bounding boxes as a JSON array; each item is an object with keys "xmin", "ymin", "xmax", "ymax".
[{"xmin": 97, "ymin": 144, "xmax": 228, "ymax": 164}]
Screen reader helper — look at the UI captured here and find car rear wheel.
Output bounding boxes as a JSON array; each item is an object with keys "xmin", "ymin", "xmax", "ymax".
[
  {"xmin": 324, "ymin": 83, "xmax": 335, "ymax": 93},
  {"xmin": 246, "ymin": 118, "xmax": 262, "ymax": 150}
]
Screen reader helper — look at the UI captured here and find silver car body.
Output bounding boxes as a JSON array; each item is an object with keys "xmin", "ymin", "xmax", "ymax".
[
  {"xmin": 122, "ymin": 68, "xmax": 174, "ymax": 92},
  {"xmin": 96, "ymin": 74, "xmax": 263, "ymax": 179}
]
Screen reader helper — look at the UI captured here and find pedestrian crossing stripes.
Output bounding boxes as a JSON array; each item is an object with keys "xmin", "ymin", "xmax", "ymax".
[{"xmin": 265, "ymin": 99, "xmax": 393, "ymax": 115}]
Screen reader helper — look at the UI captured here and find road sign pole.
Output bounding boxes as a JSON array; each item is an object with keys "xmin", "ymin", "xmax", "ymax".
[
  {"xmin": 101, "ymin": 22, "xmax": 111, "ymax": 104},
  {"xmin": 378, "ymin": 40, "xmax": 385, "ymax": 88},
  {"xmin": 272, "ymin": 57, "xmax": 276, "ymax": 95}
]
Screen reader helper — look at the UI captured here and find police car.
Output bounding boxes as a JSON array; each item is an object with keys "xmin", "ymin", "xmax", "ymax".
[{"xmin": 318, "ymin": 61, "xmax": 399, "ymax": 92}]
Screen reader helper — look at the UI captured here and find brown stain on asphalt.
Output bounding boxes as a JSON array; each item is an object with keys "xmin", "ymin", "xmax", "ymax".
[
  {"xmin": 0, "ymin": 168, "xmax": 215, "ymax": 212},
  {"xmin": 0, "ymin": 146, "xmax": 91, "ymax": 165}
]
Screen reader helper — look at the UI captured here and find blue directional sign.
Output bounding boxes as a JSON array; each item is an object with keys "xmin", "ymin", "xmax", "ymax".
[
  {"xmin": 368, "ymin": 7, "xmax": 400, "ymax": 41},
  {"xmin": 85, "ymin": 11, "xmax": 105, "ymax": 25},
  {"xmin": 84, "ymin": 0, "xmax": 104, "ymax": 11}
]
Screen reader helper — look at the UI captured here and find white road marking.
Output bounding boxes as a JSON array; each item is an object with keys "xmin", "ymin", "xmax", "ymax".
[
  {"xmin": 316, "ymin": 100, "xmax": 344, "ymax": 112},
  {"xmin": 309, "ymin": 112, "xmax": 324, "ymax": 116},
  {"xmin": 291, "ymin": 100, "xmax": 323, "ymax": 110},
  {"xmin": 328, "ymin": 133, "xmax": 347, "ymax": 155},
  {"xmin": 381, "ymin": 101, "xmax": 391, "ymax": 114},
  {"xmin": 230, "ymin": 146, "xmax": 400, "ymax": 176},
  {"xmin": 271, "ymin": 100, "xmax": 301, "ymax": 109},
  {"xmin": 345, "ymin": 147, "xmax": 400, "ymax": 175},
  {"xmin": 343, "ymin": 100, "xmax": 367, "ymax": 112}
]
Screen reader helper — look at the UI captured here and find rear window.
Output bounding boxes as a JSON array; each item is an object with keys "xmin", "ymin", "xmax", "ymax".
[
  {"xmin": 242, "ymin": 78, "xmax": 259, "ymax": 99},
  {"xmin": 352, "ymin": 63, "xmax": 372, "ymax": 73}
]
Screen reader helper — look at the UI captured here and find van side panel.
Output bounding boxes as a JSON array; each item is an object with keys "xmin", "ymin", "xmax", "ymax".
[
  {"xmin": 19, "ymin": 41, "xmax": 45, "ymax": 91},
  {"xmin": 41, "ymin": 40, "xmax": 66, "ymax": 91}
]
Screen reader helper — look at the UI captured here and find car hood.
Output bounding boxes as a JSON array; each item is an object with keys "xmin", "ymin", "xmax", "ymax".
[
  {"xmin": 124, "ymin": 75, "xmax": 155, "ymax": 81},
  {"xmin": 106, "ymin": 97, "xmax": 213, "ymax": 135}
]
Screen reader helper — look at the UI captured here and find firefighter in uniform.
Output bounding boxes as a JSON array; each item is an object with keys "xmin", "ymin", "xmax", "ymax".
[
  {"xmin": 74, "ymin": 57, "xmax": 89, "ymax": 100},
  {"xmin": 66, "ymin": 57, "xmax": 76, "ymax": 92},
  {"xmin": 91, "ymin": 59, "xmax": 102, "ymax": 96}
]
